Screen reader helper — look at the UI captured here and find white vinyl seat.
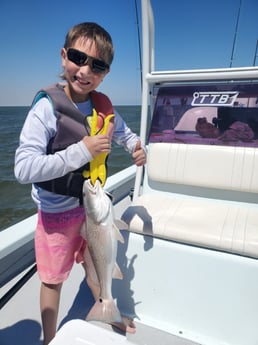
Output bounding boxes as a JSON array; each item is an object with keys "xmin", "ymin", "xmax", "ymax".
[{"xmin": 123, "ymin": 143, "xmax": 258, "ymax": 258}]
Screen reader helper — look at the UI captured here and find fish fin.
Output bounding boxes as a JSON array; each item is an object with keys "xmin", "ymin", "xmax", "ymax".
[
  {"xmin": 86, "ymin": 298, "xmax": 122, "ymax": 324},
  {"xmin": 114, "ymin": 219, "xmax": 128, "ymax": 230},
  {"xmin": 112, "ymin": 223, "xmax": 125, "ymax": 243},
  {"xmin": 112, "ymin": 262, "xmax": 123, "ymax": 280}
]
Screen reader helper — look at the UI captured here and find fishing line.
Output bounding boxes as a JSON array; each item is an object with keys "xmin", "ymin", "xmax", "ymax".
[
  {"xmin": 134, "ymin": 0, "xmax": 143, "ymax": 90},
  {"xmin": 229, "ymin": 0, "xmax": 242, "ymax": 67}
]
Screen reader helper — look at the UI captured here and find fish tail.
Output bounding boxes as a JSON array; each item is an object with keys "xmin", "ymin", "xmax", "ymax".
[{"xmin": 86, "ymin": 298, "xmax": 122, "ymax": 324}]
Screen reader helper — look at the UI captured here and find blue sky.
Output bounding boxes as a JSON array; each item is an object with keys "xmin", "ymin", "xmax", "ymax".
[{"xmin": 0, "ymin": 0, "xmax": 257, "ymax": 106}]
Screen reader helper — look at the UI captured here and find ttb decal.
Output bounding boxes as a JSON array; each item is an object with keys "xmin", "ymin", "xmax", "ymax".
[{"xmin": 191, "ymin": 91, "xmax": 239, "ymax": 106}]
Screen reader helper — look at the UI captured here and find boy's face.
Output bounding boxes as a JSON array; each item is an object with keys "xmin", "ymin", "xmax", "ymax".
[{"xmin": 61, "ymin": 38, "xmax": 109, "ymax": 103}]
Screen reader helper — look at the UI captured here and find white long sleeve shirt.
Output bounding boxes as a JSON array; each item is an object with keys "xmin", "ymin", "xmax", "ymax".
[{"xmin": 15, "ymin": 97, "xmax": 139, "ymax": 212}]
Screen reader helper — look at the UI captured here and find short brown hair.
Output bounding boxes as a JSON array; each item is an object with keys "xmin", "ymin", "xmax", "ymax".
[{"xmin": 64, "ymin": 22, "xmax": 114, "ymax": 66}]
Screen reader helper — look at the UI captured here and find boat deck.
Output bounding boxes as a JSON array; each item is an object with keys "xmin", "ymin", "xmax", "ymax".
[
  {"xmin": 0, "ymin": 193, "xmax": 200, "ymax": 345},
  {"xmin": 0, "ymin": 262, "xmax": 199, "ymax": 345}
]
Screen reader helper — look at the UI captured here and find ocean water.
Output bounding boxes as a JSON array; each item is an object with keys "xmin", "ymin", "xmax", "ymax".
[{"xmin": 0, "ymin": 105, "xmax": 141, "ymax": 231}]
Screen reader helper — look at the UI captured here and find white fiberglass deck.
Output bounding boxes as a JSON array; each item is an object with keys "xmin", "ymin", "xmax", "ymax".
[
  {"xmin": 0, "ymin": 192, "xmax": 198, "ymax": 345},
  {"xmin": 0, "ymin": 244, "xmax": 199, "ymax": 345}
]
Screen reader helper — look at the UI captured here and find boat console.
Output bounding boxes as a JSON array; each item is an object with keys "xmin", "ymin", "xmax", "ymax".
[
  {"xmin": 125, "ymin": 80, "xmax": 258, "ymax": 258},
  {"xmin": 119, "ymin": 78, "xmax": 258, "ymax": 345}
]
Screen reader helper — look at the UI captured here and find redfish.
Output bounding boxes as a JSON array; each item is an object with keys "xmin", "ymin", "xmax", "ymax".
[{"xmin": 82, "ymin": 179, "xmax": 126, "ymax": 323}]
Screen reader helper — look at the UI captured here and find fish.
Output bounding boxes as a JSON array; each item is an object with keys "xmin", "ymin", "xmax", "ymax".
[{"xmin": 82, "ymin": 179, "xmax": 127, "ymax": 324}]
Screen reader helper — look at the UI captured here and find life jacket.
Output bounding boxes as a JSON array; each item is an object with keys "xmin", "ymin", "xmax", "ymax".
[{"xmin": 34, "ymin": 83, "xmax": 115, "ymax": 202}]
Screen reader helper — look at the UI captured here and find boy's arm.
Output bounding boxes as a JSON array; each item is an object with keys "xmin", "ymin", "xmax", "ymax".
[
  {"xmin": 14, "ymin": 98, "xmax": 93, "ymax": 184},
  {"xmin": 132, "ymin": 140, "xmax": 146, "ymax": 166},
  {"xmin": 112, "ymin": 112, "xmax": 141, "ymax": 152},
  {"xmin": 112, "ymin": 111, "xmax": 146, "ymax": 166}
]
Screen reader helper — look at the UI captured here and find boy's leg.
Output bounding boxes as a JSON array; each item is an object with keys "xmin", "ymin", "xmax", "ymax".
[
  {"xmin": 36, "ymin": 208, "xmax": 86, "ymax": 344},
  {"xmin": 111, "ymin": 318, "xmax": 136, "ymax": 334},
  {"xmin": 40, "ymin": 282, "xmax": 62, "ymax": 345}
]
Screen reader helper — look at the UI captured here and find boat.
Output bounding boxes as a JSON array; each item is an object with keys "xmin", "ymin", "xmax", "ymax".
[{"xmin": 1, "ymin": 0, "xmax": 258, "ymax": 344}]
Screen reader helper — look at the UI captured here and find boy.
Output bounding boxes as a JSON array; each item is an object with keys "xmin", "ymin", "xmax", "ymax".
[{"xmin": 15, "ymin": 22, "xmax": 146, "ymax": 345}]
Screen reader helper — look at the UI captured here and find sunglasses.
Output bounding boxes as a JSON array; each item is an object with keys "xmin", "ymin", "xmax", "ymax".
[{"xmin": 67, "ymin": 48, "xmax": 109, "ymax": 74}]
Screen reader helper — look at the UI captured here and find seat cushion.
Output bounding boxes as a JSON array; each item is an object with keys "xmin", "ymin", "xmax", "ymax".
[{"xmin": 122, "ymin": 193, "xmax": 258, "ymax": 258}]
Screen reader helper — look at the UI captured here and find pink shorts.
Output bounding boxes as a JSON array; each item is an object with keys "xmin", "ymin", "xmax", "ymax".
[{"xmin": 35, "ymin": 207, "xmax": 86, "ymax": 284}]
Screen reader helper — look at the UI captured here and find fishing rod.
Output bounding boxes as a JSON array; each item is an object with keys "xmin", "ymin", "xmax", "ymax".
[
  {"xmin": 134, "ymin": 0, "xmax": 143, "ymax": 89},
  {"xmin": 229, "ymin": 0, "xmax": 242, "ymax": 68},
  {"xmin": 253, "ymin": 39, "xmax": 258, "ymax": 66}
]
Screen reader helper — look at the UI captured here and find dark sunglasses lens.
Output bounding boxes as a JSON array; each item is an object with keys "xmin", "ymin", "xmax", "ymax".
[
  {"xmin": 67, "ymin": 48, "xmax": 108, "ymax": 73},
  {"xmin": 67, "ymin": 49, "xmax": 86, "ymax": 66},
  {"xmin": 92, "ymin": 60, "xmax": 108, "ymax": 73}
]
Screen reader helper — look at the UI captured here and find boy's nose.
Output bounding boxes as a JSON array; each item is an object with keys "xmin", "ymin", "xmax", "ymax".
[{"xmin": 80, "ymin": 63, "xmax": 94, "ymax": 75}]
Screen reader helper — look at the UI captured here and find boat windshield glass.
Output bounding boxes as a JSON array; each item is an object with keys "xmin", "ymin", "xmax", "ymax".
[{"xmin": 149, "ymin": 81, "xmax": 258, "ymax": 148}]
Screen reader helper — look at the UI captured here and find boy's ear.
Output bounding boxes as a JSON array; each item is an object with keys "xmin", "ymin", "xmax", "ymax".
[
  {"xmin": 61, "ymin": 48, "xmax": 66, "ymax": 66},
  {"xmin": 104, "ymin": 67, "xmax": 110, "ymax": 78}
]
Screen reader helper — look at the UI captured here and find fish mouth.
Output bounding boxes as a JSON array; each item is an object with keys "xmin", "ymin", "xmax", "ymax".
[
  {"xmin": 83, "ymin": 179, "xmax": 102, "ymax": 195},
  {"xmin": 83, "ymin": 179, "xmax": 111, "ymax": 222},
  {"xmin": 83, "ymin": 179, "xmax": 113, "ymax": 203},
  {"xmin": 88, "ymin": 189, "xmax": 97, "ymax": 196}
]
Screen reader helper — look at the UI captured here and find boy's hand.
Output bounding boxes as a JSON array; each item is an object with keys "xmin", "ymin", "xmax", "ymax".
[
  {"xmin": 132, "ymin": 140, "xmax": 146, "ymax": 166},
  {"xmin": 83, "ymin": 135, "xmax": 111, "ymax": 158}
]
